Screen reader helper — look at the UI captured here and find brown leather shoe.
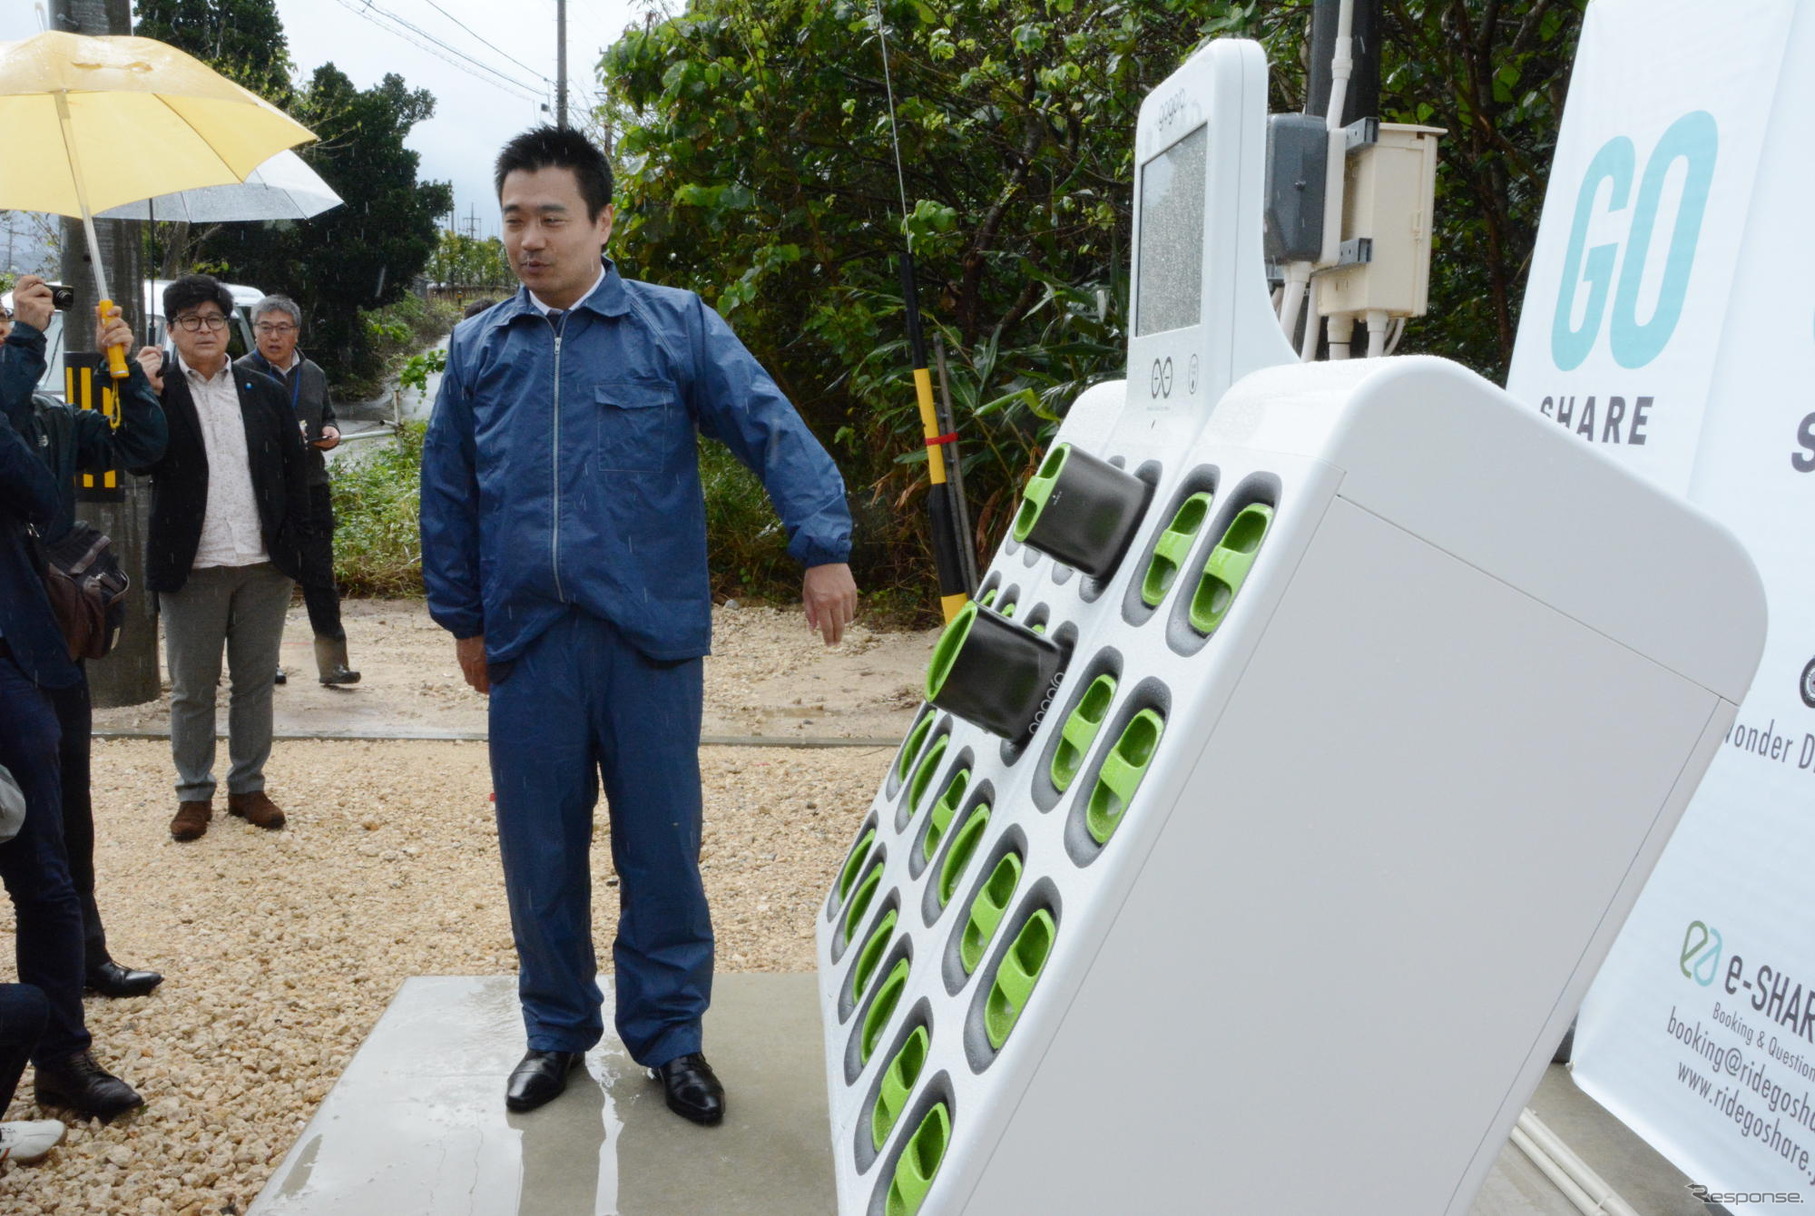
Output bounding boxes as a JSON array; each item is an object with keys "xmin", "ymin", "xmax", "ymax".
[
  {"xmin": 226, "ymin": 790, "xmax": 285, "ymax": 831},
  {"xmin": 169, "ymin": 800, "xmax": 211, "ymax": 842}
]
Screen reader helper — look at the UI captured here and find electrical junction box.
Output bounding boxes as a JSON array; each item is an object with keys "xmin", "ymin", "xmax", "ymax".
[
  {"xmin": 1318, "ymin": 122, "xmax": 1443, "ymax": 318},
  {"xmin": 814, "ymin": 38, "xmax": 1765, "ymax": 1216}
]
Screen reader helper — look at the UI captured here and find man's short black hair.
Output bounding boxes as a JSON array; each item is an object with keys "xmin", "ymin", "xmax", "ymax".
[
  {"xmin": 494, "ymin": 126, "xmax": 614, "ymax": 220},
  {"xmin": 164, "ymin": 274, "xmax": 234, "ymax": 321},
  {"xmin": 462, "ymin": 297, "xmax": 498, "ymax": 319}
]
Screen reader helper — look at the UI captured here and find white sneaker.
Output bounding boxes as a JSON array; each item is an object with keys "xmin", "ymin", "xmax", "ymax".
[{"xmin": 0, "ymin": 1119, "xmax": 66, "ymax": 1164}]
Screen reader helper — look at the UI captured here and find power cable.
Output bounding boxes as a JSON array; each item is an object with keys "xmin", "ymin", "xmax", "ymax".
[
  {"xmin": 421, "ymin": 0, "xmax": 552, "ymax": 83},
  {"xmin": 329, "ymin": 0, "xmax": 544, "ymax": 102}
]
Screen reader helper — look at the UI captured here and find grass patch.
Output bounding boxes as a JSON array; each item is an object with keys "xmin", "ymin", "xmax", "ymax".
[{"xmin": 331, "ymin": 421, "xmax": 426, "ymax": 598}]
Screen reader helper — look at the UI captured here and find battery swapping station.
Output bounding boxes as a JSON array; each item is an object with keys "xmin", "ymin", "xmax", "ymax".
[{"xmin": 816, "ymin": 36, "xmax": 1766, "ymax": 1216}]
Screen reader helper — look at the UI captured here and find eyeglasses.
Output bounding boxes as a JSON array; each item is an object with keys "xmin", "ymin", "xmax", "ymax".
[
  {"xmin": 255, "ymin": 322, "xmax": 297, "ymax": 335},
  {"xmin": 174, "ymin": 313, "xmax": 229, "ymax": 333}
]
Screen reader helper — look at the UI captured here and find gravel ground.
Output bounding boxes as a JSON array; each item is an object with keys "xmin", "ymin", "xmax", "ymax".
[{"xmin": 0, "ymin": 600, "xmax": 923, "ymax": 1212}]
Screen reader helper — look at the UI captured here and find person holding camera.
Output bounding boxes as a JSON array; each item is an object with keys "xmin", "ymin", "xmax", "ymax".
[
  {"xmin": 1, "ymin": 276, "xmax": 169, "ymax": 1000},
  {"xmin": 0, "ymin": 370, "xmax": 145, "ymax": 1122},
  {"xmin": 236, "ymin": 295, "xmax": 358, "ymax": 686},
  {"xmin": 134, "ymin": 275, "xmax": 311, "ymax": 843}
]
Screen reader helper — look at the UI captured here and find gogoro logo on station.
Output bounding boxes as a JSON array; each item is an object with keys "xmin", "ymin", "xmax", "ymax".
[{"xmin": 1552, "ymin": 111, "xmax": 1719, "ymax": 371}]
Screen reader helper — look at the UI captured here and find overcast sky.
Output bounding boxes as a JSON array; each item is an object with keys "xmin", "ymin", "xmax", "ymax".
[{"xmin": 1, "ymin": 0, "xmax": 651, "ymax": 240}]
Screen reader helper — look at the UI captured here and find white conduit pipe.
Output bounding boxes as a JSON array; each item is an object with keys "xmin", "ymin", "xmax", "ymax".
[
  {"xmin": 1511, "ymin": 1109, "xmax": 1643, "ymax": 1216},
  {"xmin": 1325, "ymin": 0, "xmax": 1356, "ymax": 134},
  {"xmin": 1278, "ymin": 263, "xmax": 1312, "ymax": 339},
  {"xmin": 1299, "ymin": 277, "xmax": 1323, "ymax": 362},
  {"xmin": 1326, "ymin": 312, "xmax": 1354, "ymax": 360},
  {"xmin": 1365, "ymin": 308, "xmax": 1389, "ymax": 358}
]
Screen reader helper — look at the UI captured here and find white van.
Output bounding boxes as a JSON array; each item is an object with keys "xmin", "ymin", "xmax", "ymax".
[{"xmin": 1, "ymin": 279, "xmax": 262, "ymax": 401}]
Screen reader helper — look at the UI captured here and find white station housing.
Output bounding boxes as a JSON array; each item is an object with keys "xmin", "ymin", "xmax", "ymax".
[{"xmin": 815, "ymin": 37, "xmax": 1766, "ymax": 1216}]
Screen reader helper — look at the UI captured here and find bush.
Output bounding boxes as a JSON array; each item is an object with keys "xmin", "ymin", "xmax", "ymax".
[
  {"xmin": 701, "ymin": 439, "xmax": 797, "ymax": 601},
  {"xmin": 330, "ymin": 420, "xmax": 426, "ymax": 597},
  {"xmin": 329, "ymin": 422, "xmax": 812, "ymax": 605}
]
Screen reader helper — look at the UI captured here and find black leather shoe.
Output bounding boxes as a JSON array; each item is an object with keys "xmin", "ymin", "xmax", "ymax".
[
  {"xmin": 86, "ymin": 960, "xmax": 164, "ymax": 999},
  {"xmin": 33, "ymin": 1050, "xmax": 144, "ymax": 1122},
  {"xmin": 505, "ymin": 1049, "xmax": 579, "ymax": 1112},
  {"xmin": 649, "ymin": 1052, "xmax": 725, "ymax": 1126}
]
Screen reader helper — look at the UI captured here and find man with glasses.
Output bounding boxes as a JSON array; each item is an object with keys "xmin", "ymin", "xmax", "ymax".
[
  {"xmin": 134, "ymin": 275, "xmax": 310, "ymax": 843},
  {"xmin": 238, "ymin": 296, "xmax": 358, "ymax": 686}
]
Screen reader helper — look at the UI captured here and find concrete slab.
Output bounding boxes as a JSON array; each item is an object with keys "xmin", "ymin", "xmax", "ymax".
[
  {"xmin": 253, "ymin": 976, "xmax": 1695, "ymax": 1216},
  {"xmin": 249, "ymin": 975, "xmax": 835, "ymax": 1216}
]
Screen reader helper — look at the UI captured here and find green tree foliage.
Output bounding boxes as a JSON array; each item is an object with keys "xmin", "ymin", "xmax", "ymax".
[
  {"xmin": 195, "ymin": 66, "xmax": 454, "ymax": 382},
  {"xmin": 605, "ymin": 0, "xmax": 1306, "ymax": 592},
  {"xmin": 603, "ymin": 0, "xmax": 1582, "ymax": 608},
  {"xmin": 134, "ymin": 1, "xmax": 453, "ymax": 384},
  {"xmin": 427, "ymin": 230, "xmax": 515, "ymax": 296},
  {"xmin": 1379, "ymin": 0, "xmax": 1587, "ymax": 381},
  {"xmin": 134, "ymin": 0, "xmax": 295, "ymax": 102}
]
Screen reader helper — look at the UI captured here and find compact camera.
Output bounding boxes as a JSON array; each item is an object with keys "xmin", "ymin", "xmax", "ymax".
[{"xmin": 47, "ymin": 284, "xmax": 76, "ymax": 310}]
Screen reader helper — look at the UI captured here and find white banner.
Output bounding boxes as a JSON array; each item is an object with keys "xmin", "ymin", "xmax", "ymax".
[{"xmin": 1508, "ymin": 1, "xmax": 1815, "ymax": 1211}]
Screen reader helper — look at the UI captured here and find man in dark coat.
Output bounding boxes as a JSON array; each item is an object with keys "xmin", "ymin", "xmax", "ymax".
[
  {"xmin": 0, "ymin": 354, "xmax": 144, "ymax": 1122},
  {"xmin": 1, "ymin": 276, "xmax": 167, "ymax": 998},
  {"xmin": 236, "ymin": 293, "xmax": 358, "ymax": 686},
  {"xmin": 134, "ymin": 274, "xmax": 310, "ymax": 843}
]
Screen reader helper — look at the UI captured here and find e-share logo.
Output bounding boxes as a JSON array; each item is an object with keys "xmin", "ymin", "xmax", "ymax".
[
  {"xmin": 1800, "ymin": 657, "xmax": 1815, "ymax": 709},
  {"xmin": 1552, "ymin": 111, "xmax": 1719, "ymax": 372},
  {"xmin": 1682, "ymin": 920, "xmax": 1722, "ymax": 987}
]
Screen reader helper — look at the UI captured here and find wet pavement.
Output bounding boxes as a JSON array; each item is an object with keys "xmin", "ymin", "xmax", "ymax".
[
  {"xmin": 247, "ymin": 974, "xmax": 1700, "ymax": 1216},
  {"xmin": 249, "ymin": 975, "xmax": 834, "ymax": 1216}
]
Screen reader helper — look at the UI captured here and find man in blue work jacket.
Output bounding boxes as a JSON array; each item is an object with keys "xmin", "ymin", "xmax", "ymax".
[{"xmin": 420, "ymin": 127, "xmax": 857, "ymax": 1125}]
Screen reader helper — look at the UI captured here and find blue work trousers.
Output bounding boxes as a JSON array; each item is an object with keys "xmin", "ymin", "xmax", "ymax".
[
  {"xmin": 0, "ymin": 652, "xmax": 90, "ymax": 1064},
  {"xmin": 489, "ymin": 609, "xmax": 712, "ymax": 1067}
]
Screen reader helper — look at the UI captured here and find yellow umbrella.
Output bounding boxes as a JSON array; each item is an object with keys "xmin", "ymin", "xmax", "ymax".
[{"xmin": 0, "ymin": 31, "xmax": 316, "ymax": 377}]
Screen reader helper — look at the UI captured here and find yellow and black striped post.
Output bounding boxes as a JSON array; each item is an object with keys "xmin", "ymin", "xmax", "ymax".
[
  {"xmin": 899, "ymin": 254, "xmax": 974, "ymax": 623},
  {"xmin": 64, "ymin": 352, "xmax": 125, "ymax": 502}
]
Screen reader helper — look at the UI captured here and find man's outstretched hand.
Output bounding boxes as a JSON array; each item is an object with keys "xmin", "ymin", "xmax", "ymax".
[
  {"xmin": 803, "ymin": 563, "xmax": 857, "ymax": 646},
  {"xmin": 456, "ymin": 634, "xmax": 490, "ymax": 694}
]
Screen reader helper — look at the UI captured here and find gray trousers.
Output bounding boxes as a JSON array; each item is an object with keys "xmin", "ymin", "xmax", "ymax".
[{"xmin": 160, "ymin": 562, "xmax": 292, "ymax": 802}]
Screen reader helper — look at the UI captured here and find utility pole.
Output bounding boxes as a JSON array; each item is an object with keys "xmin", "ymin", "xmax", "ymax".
[
  {"xmin": 51, "ymin": 0, "xmax": 159, "ymax": 707},
  {"xmin": 556, "ymin": 0, "xmax": 568, "ymax": 129}
]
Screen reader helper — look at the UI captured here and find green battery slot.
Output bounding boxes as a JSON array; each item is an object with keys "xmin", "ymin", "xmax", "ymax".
[
  {"xmin": 1142, "ymin": 491, "xmax": 1213, "ymax": 607},
  {"xmin": 1188, "ymin": 503, "xmax": 1273, "ymax": 635},
  {"xmin": 885, "ymin": 1102, "xmax": 951, "ymax": 1216},
  {"xmin": 1050, "ymin": 674, "xmax": 1117, "ymax": 792},
  {"xmin": 844, "ymin": 863, "xmax": 884, "ymax": 943},
  {"xmin": 1011, "ymin": 444, "xmax": 1069, "ymax": 543},
  {"xmin": 837, "ymin": 828, "xmax": 876, "ymax": 906},
  {"xmin": 850, "ymin": 910, "xmax": 898, "ymax": 1004},
  {"xmin": 861, "ymin": 959, "xmax": 911, "ymax": 1066},
  {"xmin": 985, "ymin": 909, "xmax": 1057, "ymax": 1050},
  {"xmin": 870, "ymin": 1025, "xmax": 930, "ymax": 1151},
  {"xmin": 922, "ymin": 770, "xmax": 971, "ymax": 864},
  {"xmin": 936, "ymin": 806, "xmax": 990, "ymax": 909},
  {"xmin": 895, "ymin": 714, "xmax": 935, "ymax": 787},
  {"xmin": 904, "ymin": 735, "xmax": 949, "ymax": 820},
  {"xmin": 1086, "ymin": 709, "xmax": 1165, "ymax": 845},
  {"xmin": 960, "ymin": 852, "xmax": 1023, "ymax": 974}
]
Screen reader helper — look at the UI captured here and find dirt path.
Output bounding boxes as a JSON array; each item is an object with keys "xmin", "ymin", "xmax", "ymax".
[{"xmin": 94, "ymin": 597, "xmax": 939, "ymax": 743}]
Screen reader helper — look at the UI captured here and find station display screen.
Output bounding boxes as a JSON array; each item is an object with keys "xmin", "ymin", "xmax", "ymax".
[{"xmin": 1134, "ymin": 125, "xmax": 1208, "ymax": 337}]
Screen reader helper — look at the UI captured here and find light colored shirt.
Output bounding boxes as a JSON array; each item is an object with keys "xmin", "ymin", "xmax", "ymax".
[
  {"xmin": 179, "ymin": 353, "xmax": 268, "ymax": 569},
  {"xmin": 528, "ymin": 264, "xmax": 606, "ymax": 317}
]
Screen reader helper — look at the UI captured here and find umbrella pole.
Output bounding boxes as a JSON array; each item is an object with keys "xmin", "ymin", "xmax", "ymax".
[{"xmin": 54, "ymin": 89, "xmax": 130, "ymax": 380}]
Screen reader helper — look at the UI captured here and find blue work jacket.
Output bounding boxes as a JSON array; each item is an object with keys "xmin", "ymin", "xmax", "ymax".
[{"xmin": 420, "ymin": 262, "xmax": 853, "ymax": 664}]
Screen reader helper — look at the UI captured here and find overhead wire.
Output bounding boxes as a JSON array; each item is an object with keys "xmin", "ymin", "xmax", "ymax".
[
  {"xmin": 329, "ymin": 0, "xmax": 545, "ymax": 103},
  {"xmin": 421, "ymin": 0, "xmax": 554, "ymax": 84}
]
